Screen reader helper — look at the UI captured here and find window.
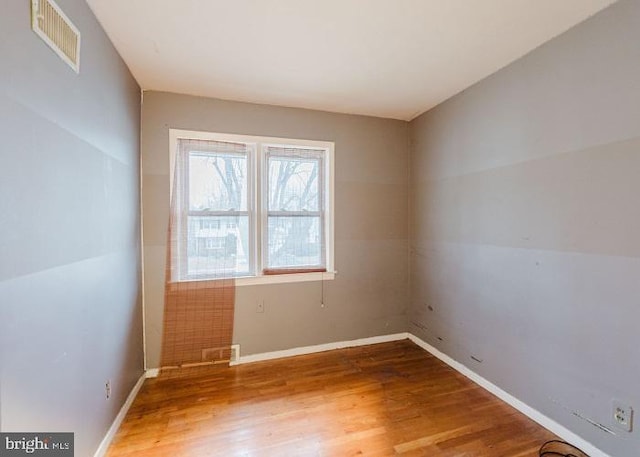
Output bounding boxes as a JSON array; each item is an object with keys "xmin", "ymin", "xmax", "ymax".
[
  {"xmin": 264, "ymin": 147, "xmax": 325, "ymax": 273},
  {"xmin": 170, "ymin": 130, "xmax": 335, "ymax": 285}
]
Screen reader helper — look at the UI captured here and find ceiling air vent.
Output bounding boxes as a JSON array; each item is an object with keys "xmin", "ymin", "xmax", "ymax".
[{"xmin": 31, "ymin": 0, "xmax": 81, "ymax": 73}]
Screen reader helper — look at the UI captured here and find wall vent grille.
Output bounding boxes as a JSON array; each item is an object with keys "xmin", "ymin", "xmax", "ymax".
[
  {"xmin": 230, "ymin": 345, "xmax": 240, "ymax": 363},
  {"xmin": 31, "ymin": 0, "xmax": 81, "ymax": 73}
]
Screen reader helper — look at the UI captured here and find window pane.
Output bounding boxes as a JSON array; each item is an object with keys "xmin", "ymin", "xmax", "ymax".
[
  {"xmin": 187, "ymin": 216, "xmax": 250, "ymax": 277},
  {"xmin": 267, "ymin": 216, "xmax": 322, "ymax": 268},
  {"xmin": 189, "ymin": 152, "xmax": 247, "ymax": 211},
  {"xmin": 268, "ymin": 155, "xmax": 320, "ymax": 211}
]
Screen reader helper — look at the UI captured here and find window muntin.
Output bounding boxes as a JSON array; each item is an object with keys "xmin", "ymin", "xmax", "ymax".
[{"xmin": 171, "ymin": 130, "xmax": 334, "ymax": 283}]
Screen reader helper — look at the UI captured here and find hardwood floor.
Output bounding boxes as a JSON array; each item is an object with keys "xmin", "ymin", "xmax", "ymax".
[{"xmin": 107, "ymin": 340, "xmax": 557, "ymax": 456}]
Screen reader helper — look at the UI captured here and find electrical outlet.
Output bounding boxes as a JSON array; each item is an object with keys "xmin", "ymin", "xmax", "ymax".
[
  {"xmin": 105, "ymin": 380, "xmax": 111, "ymax": 400},
  {"xmin": 612, "ymin": 400, "xmax": 633, "ymax": 432},
  {"xmin": 256, "ymin": 300, "xmax": 264, "ymax": 313}
]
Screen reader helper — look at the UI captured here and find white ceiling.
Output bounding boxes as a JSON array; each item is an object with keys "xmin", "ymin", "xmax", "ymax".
[{"xmin": 86, "ymin": 0, "xmax": 616, "ymax": 121}]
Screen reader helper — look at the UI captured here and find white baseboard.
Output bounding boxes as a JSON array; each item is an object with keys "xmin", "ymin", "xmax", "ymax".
[
  {"xmin": 406, "ymin": 334, "xmax": 610, "ymax": 457},
  {"xmin": 123, "ymin": 333, "xmax": 610, "ymax": 457},
  {"xmin": 229, "ymin": 332, "xmax": 409, "ymax": 366},
  {"xmin": 93, "ymin": 372, "xmax": 146, "ymax": 457},
  {"xmin": 145, "ymin": 368, "xmax": 160, "ymax": 378}
]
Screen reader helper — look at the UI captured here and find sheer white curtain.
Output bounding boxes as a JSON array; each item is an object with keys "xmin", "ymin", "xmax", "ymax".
[{"xmin": 160, "ymin": 138, "xmax": 239, "ymax": 375}]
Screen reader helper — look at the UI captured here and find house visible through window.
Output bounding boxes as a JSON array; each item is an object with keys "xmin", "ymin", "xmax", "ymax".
[{"xmin": 170, "ymin": 130, "xmax": 335, "ymax": 283}]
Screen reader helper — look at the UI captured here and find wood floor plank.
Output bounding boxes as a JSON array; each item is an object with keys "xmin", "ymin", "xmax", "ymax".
[{"xmin": 107, "ymin": 340, "xmax": 556, "ymax": 456}]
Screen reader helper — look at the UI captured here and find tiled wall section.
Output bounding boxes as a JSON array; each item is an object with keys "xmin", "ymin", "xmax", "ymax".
[{"xmin": 161, "ymin": 281, "xmax": 235, "ymax": 368}]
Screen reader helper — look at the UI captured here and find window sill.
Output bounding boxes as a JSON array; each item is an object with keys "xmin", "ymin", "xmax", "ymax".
[{"xmin": 235, "ymin": 270, "xmax": 336, "ymax": 286}]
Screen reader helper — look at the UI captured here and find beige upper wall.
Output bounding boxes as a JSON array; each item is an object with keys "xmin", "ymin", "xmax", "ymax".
[{"xmin": 141, "ymin": 92, "xmax": 408, "ymax": 367}]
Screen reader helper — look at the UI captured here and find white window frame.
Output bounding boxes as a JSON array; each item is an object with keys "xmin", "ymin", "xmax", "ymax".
[
  {"xmin": 169, "ymin": 129, "xmax": 335, "ymax": 286},
  {"xmin": 178, "ymin": 145, "xmax": 254, "ymax": 279},
  {"xmin": 262, "ymin": 145, "xmax": 327, "ymax": 272}
]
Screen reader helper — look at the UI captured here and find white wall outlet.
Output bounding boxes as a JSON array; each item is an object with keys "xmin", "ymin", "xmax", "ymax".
[
  {"xmin": 105, "ymin": 380, "xmax": 111, "ymax": 400},
  {"xmin": 612, "ymin": 400, "xmax": 633, "ymax": 432},
  {"xmin": 256, "ymin": 300, "xmax": 265, "ymax": 313}
]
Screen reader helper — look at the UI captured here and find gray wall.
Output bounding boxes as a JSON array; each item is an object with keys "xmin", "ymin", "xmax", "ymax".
[
  {"xmin": 141, "ymin": 91, "xmax": 408, "ymax": 368},
  {"xmin": 0, "ymin": 1, "xmax": 143, "ymax": 456},
  {"xmin": 408, "ymin": 1, "xmax": 639, "ymax": 455}
]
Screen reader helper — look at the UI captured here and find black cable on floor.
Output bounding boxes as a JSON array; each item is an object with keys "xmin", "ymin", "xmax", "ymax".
[{"xmin": 539, "ymin": 439, "xmax": 589, "ymax": 457}]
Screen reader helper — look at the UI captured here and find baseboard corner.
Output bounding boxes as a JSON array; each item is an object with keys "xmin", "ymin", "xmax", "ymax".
[
  {"xmin": 406, "ymin": 333, "xmax": 611, "ymax": 457},
  {"xmin": 145, "ymin": 368, "xmax": 160, "ymax": 378}
]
